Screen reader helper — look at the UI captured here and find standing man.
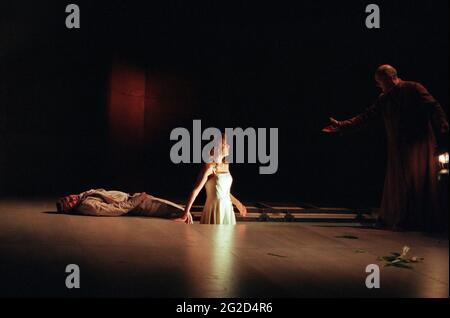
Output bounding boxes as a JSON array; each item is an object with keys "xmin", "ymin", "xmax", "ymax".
[{"xmin": 323, "ymin": 65, "xmax": 449, "ymax": 231}]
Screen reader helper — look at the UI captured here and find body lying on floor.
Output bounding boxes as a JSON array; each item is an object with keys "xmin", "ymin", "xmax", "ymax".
[{"xmin": 56, "ymin": 189, "xmax": 193, "ymax": 224}]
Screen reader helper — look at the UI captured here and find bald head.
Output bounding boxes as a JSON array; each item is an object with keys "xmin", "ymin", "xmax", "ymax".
[
  {"xmin": 375, "ymin": 64, "xmax": 398, "ymax": 79},
  {"xmin": 374, "ymin": 64, "xmax": 400, "ymax": 93}
]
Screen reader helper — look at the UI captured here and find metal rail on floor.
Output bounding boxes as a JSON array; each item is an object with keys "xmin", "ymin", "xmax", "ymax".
[{"xmin": 187, "ymin": 202, "xmax": 377, "ymax": 224}]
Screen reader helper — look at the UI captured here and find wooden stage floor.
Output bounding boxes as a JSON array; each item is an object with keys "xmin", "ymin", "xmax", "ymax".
[{"xmin": 0, "ymin": 198, "xmax": 448, "ymax": 298}]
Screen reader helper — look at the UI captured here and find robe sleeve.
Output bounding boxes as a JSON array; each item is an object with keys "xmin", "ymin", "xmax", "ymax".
[
  {"xmin": 414, "ymin": 82, "xmax": 449, "ymax": 152},
  {"xmin": 338, "ymin": 96, "xmax": 383, "ymax": 132}
]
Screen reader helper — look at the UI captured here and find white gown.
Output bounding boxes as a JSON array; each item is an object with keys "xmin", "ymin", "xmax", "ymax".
[{"xmin": 200, "ymin": 166, "xmax": 236, "ymax": 225}]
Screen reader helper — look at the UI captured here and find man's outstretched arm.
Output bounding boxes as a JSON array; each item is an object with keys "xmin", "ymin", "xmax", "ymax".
[{"xmin": 322, "ymin": 97, "xmax": 383, "ymax": 134}]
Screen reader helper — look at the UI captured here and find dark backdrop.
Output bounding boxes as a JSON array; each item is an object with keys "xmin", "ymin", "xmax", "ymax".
[{"xmin": 0, "ymin": 0, "xmax": 448, "ymax": 208}]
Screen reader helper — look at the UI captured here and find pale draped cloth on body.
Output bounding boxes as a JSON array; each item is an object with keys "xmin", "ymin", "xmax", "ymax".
[{"xmin": 76, "ymin": 188, "xmax": 193, "ymax": 224}]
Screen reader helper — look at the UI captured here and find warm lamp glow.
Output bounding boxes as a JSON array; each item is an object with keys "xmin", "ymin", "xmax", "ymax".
[{"xmin": 438, "ymin": 152, "xmax": 449, "ymax": 164}]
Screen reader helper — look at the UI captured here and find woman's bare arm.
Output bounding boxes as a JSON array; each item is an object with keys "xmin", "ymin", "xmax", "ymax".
[
  {"xmin": 230, "ymin": 193, "xmax": 247, "ymax": 217},
  {"xmin": 181, "ymin": 163, "xmax": 214, "ymax": 217}
]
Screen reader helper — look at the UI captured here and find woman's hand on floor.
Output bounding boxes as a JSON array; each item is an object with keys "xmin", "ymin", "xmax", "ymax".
[
  {"xmin": 174, "ymin": 213, "xmax": 188, "ymax": 223},
  {"xmin": 238, "ymin": 204, "xmax": 247, "ymax": 217}
]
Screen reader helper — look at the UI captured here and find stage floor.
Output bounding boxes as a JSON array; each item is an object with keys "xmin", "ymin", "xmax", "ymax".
[{"xmin": 0, "ymin": 199, "xmax": 448, "ymax": 298}]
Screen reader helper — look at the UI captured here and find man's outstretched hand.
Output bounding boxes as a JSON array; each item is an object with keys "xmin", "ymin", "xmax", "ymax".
[{"xmin": 322, "ymin": 117, "xmax": 341, "ymax": 133}]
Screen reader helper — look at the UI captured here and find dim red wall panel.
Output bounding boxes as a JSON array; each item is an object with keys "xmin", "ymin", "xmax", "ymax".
[{"xmin": 107, "ymin": 59, "xmax": 146, "ymax": 189}]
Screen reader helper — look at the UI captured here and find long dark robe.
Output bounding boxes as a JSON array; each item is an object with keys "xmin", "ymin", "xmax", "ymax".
[{"xmin": 340, "ymin": 80, "xmax": 449, "ymax": 231}]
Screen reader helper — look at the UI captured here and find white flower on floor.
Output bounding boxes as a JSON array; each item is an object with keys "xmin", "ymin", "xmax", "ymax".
[
  {"xmin": 378, "ymin": 246, "xmax": 424, "ymax": 269},
  {"xmin": 401, "ymin": 246, "xmax": 410, "ymax": 258}
]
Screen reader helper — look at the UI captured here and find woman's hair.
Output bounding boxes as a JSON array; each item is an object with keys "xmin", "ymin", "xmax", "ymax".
[{"xmin": 209, "ymin": 133, "xmax": 228, "ymax": 164}]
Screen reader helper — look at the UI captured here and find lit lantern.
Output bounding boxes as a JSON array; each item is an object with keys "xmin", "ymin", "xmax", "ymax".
[{"xmin": 438, "ymin": 152, "xmax": 449, "ymax": 176}]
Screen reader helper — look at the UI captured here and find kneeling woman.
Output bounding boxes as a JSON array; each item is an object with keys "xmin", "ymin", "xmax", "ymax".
[{"xmin": 176, "ymin": 134, "xmax": 247, "ymax": 224}]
